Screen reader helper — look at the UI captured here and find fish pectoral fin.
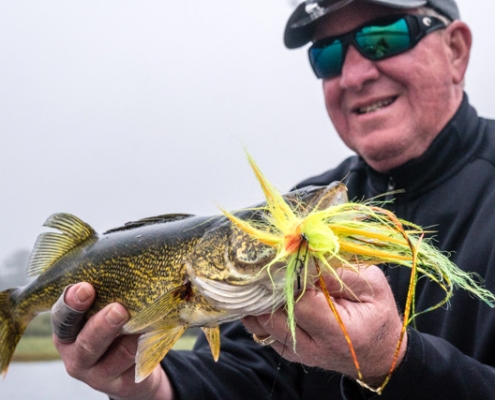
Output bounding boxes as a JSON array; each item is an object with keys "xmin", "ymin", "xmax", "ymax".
[
  {"xmin": 123, "ymin": 283, "xmax": 192, "ymax": 334},
  {"xmin": 28, "ymin": 213, "xmax": 97, "ymax": 277},
  {"xmin": 201, "ymin": 326, "xmax": 221, "ymax": 361},
  {"xmin": 135, "ymin": 325, "xmax": 187, "ymax": 383}
]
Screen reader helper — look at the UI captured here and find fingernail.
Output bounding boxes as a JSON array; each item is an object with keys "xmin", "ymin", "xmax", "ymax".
[
  {"xmin": 106, "ymin": 306, "xmax": 125, "ymax": 326},
  {"xmin": 74, "ymin": 285, "xmax": 92, "ymax": 303}
]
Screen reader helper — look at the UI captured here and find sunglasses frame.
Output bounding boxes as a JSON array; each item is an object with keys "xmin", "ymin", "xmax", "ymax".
[{"xmin": 308, "ymin": 14, "xmax": 447, "ymax": 79}]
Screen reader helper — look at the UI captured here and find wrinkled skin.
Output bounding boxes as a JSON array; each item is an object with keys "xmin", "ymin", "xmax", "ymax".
[
  {"xmin": 55, "ymin": 266, "xmax": 402, "ymax": 398},
  {"xmin": 243, "ymin": 266, "xmax": 406, "ymax": 387},
  {"xmin": 52, "ymin": 2, "xmax": 472, "ymax": 398},
  {"xmin": 52, "ymin": 283, "xmax": 174, "ymax": 400},
  {"xmin": 317, "ymin": 3, "xmax": 471, "ymax": 172}
]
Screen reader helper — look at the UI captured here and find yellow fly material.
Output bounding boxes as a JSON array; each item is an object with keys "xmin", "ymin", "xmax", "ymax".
[{"xmin": 222, "ymin": 153, "xmax": 495, "ymax": 392}]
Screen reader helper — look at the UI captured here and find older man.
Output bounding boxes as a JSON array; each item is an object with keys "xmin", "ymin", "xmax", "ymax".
[{"xmin": 52, "ymin": 0, "xmax": 495, "ymax": 399}]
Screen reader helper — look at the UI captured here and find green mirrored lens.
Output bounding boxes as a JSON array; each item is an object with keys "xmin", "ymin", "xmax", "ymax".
[
  {"xmin": 356, "ymin": 19, "xmax": 410, "ymax": 59},
  {"xmin": 310, "ymin": 39, "xmax": 343, "ymax": 79}
]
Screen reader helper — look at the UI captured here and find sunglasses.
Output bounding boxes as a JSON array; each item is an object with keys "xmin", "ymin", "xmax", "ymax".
[{"xmin": 308, "ymin": 14, "xmax": 447, "ymax": 79}]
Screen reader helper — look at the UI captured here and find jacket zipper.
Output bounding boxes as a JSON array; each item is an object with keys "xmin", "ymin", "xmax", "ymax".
[{"xmin": 385, "ymin": 176, "xmax": 396, "ymax": 205}]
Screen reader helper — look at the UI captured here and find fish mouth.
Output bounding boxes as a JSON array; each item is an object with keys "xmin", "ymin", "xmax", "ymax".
[{"xmin": 354, "ymin": 96, "xmax": 398, "ymax": 115}]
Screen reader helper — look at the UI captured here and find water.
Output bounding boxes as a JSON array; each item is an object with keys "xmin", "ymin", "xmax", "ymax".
[{"xmin": 1, "ymin": 361, "xmax": 107, "ymax": 400}]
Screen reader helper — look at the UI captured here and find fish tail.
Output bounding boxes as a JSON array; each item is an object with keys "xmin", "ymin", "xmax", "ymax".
[{"xmin": 0, "ymin": 289, "xmax": 28, "ymax": 377}]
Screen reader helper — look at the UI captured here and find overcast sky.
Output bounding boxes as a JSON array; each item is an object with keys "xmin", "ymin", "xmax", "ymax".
[{"xmin": 0, "ymin": 0, "xmax": 493, "ymax": 269}]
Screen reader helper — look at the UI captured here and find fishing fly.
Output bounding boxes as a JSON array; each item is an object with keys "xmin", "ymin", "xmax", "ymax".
[
  {"xmin": 223, "ymin": 152, "xmax": 495, "ymax": 394},
  {"xmin": 1, "ymin": 151, "xmax": 494, "ymax": 392}
]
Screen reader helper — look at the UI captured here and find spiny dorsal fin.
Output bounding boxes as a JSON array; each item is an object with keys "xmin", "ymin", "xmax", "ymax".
[
  {"xmin": 104, "ymin": 214, "xmax": 194, "ymax": 234},
  {"xmin": 28, "ymin": 213, "xmax": 97, "ymax": 277}
]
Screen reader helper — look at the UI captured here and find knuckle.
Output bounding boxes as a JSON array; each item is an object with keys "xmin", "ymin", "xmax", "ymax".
[
  {"xmin": 77, "ymin": 336, "xmax": 102, "ymax": 360},
  {"xmin": 64, "ymin": 360, "xmax": 82, "ymax": 379},
  {"xmin": 115, "ymin": 336, "xmax": 138, "ymax": 363}
]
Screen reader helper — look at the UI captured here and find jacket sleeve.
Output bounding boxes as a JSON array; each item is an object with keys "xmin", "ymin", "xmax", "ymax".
[
  {"xmin": 341, "ymin": 327, "xmax": 495, "ymax": 400},
  {"xmin": 161, "ymin": 322, "xmax": 303, "ymax": 400}
]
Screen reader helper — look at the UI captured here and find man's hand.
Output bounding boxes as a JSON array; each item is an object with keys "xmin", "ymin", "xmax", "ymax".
[
  {"xmin": 243, "ymin": 266, "xmax": 407, "ymax": 387},
  {"xmin": 51, "ymin": 282, "xmax": 175, "ymax": 400}
]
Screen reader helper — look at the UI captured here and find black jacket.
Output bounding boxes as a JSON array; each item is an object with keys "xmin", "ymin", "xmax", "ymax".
[{"xmin": 162, "ymin": 95, "xmax": 495, "ymax": 399}]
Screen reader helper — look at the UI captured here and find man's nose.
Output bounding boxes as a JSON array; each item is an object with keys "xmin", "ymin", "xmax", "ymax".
[{"xmin": 339, "ymin": 45, "xmax": 380, "ymax": 91}]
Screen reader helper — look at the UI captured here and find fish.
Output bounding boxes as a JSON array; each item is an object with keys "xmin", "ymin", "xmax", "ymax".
[
  {"xmin": 2, "ymin": 155, "xmax": 494, "ymax": 389},
  {"xmin": 0, "ymin": 179, "xmax": 348, "ymax": 382}
]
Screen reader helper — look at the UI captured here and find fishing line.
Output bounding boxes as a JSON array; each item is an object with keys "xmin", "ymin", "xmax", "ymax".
[
  {"xmin": 270, "ymin": 330, "xmax": 290, "ymax": 399},
  {"xmin": 271, "ymin": 234, "xmax": 308, "ymax": 397},
  {"xmin": 296, "ymin": 234, "xmax": 309, "ymax": 290}
]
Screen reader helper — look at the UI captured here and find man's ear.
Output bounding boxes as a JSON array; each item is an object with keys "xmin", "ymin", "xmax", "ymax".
[{"xmin": 445, "ymin": 21, "xmax": 472, "ymax": 84}]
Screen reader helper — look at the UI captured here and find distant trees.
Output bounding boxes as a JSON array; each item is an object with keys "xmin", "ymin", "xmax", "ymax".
[{"xmin": 0, "ymin": 249, "xmax": 32, "ymax": 290}]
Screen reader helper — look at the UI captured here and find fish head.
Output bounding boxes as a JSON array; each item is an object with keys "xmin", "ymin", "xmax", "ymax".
[
  {"xmin": 184, "ymin": 181, "xmax": 348, "ymax": 317},
  {"xmin": 187, "ymin": 181, "xmax": 348, "ymax": 282}
]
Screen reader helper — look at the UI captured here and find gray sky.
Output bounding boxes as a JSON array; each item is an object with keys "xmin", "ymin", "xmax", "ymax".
[{"xmin": 0, "ymin": 0, "xmax": 493, "ymax": 268}]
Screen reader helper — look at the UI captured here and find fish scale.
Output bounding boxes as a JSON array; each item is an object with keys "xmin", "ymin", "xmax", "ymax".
[
  {"xmin": 0, "ymin": 183, "xmax": 343, "ymax": 382},
  {"xmin": 2, "ymin": 156, "xmax": 490, "ymax": 391}
]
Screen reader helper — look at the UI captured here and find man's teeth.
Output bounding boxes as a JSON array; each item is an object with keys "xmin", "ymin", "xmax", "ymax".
[{"xmin": 357, "ymin": 98, "xmax": 395, "ymax": 114}]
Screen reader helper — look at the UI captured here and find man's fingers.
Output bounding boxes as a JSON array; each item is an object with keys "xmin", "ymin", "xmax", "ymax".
[
  {"xmin": 96, "ymin": 333, "xmax": 141, "ymax": 380},
  {"xmin": 51, "ymin": 283, "xmax": 95, "ymax": 343},
  {"xmin": 68, "ymin": 303, "xmax": 129, "ymax": 371},
  {"xmin": 319, "ymin": 266, "xmax": 385, "ymax": 301}
]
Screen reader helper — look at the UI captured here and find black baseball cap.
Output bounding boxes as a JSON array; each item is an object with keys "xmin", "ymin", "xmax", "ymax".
[{"xmin": 284, "ymin": 0, "xmax": 460, "ymax": 48}]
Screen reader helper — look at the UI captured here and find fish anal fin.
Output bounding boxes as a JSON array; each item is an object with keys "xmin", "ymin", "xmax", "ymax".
[
  {"xmin": 28, "ymin": 213, "xmax": 97, "ymax": 277},
  {"xmin": 123, "ymin": 282, "xmax": 192, "ymax": 334},
  {"xmin": 201, "ymin": 326, "xmax": 221, "ymax": 361},
  {"xmin": 135, "ymin": 325, "xmax": 187, "ymax": 383}
]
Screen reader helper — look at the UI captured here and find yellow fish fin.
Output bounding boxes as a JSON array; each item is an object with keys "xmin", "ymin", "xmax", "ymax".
[
  {"xmin": 201, "ymin": 326, "xmax": 221, "ymax": 361},
  {"xmin": 135, "ymin": 325, "xmax": 187, "ymax": 383},
  {"xmin": 28, "ymin": 213, "xmax": 97, "ymax": 277},
  {"xmin": 123, "ymin": 283, "xmax": 191, "ymax": 334}
]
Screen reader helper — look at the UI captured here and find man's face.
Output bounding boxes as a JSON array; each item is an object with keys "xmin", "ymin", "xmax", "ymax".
[{"xmin": 314, "ymin": 3, "xmax": 464, "ymax": 172}]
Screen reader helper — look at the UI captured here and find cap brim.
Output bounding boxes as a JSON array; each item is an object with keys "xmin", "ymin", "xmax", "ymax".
[
  {"xmin": 283, "ymin": 0, "xmax": 429, "ymax": 49},
  {"xmin": 284, "ymin": 3, "xmax": 314, "ymax": 49}
]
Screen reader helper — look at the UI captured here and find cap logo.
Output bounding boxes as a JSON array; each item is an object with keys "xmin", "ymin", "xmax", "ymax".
[
  {"xmin": 422, "ymin": 17, "xmax": 432, "ymax": 26},
  {"xmin": 292, "ymin": 0, "xmax": 354, "ymax": 28},
  {"xmin": 304, "ymin": 0, "xmax": 325, "ymax": 19}
]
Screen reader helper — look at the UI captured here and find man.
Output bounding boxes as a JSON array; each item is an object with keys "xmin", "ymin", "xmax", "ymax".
[{"xmin": 52, "ymin": 0, "xmax": 495, "ymax": 398}]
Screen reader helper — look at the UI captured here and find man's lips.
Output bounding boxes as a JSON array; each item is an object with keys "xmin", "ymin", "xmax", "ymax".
[{"xmin": 353, "ymin": 96, "xmax": 398, "ymax": 115}]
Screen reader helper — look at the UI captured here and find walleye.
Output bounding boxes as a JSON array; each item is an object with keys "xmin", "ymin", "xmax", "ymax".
[
  {"xmin": 1, "ymin": 156, "xmax": 494, "ymax": 389},
  {"xmin": 0, "ymin": 179, "xmax": 347, "ymax": 382}
]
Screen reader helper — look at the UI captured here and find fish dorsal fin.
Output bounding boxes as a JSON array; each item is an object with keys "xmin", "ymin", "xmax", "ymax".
[
  {"xmin": 201, "ymin": 326, "xmax": 221, "ymax": 361},
  {"xmin": 135, "ymin": 325, "xmax": 187, "ymax": 383},
  {"xmin": 28, "ymin": 213, "xmax": 97, "ymax": 277},
  {"xmin": 104, "ymin": 213, "xmax": 194, "ymax": 234},
  {"xmin": 122, "ymin": 283, "xmax": 191, "ymax": 334}
]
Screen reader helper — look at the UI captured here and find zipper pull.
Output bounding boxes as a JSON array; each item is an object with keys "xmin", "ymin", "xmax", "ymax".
[{"xmin": 385, "ymin": 177, "xmax": 396, "ymax": 204}]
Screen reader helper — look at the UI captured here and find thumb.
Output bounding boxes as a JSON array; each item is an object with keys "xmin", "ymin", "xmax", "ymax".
[{"xmin": 51, "ymin": 283, "xmax": 95, "ymax": 344}]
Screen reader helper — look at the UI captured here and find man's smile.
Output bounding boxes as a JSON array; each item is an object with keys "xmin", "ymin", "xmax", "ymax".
[{"xmin": 354, "ymin": 96, "xmax": 398, "ymax": 115}]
